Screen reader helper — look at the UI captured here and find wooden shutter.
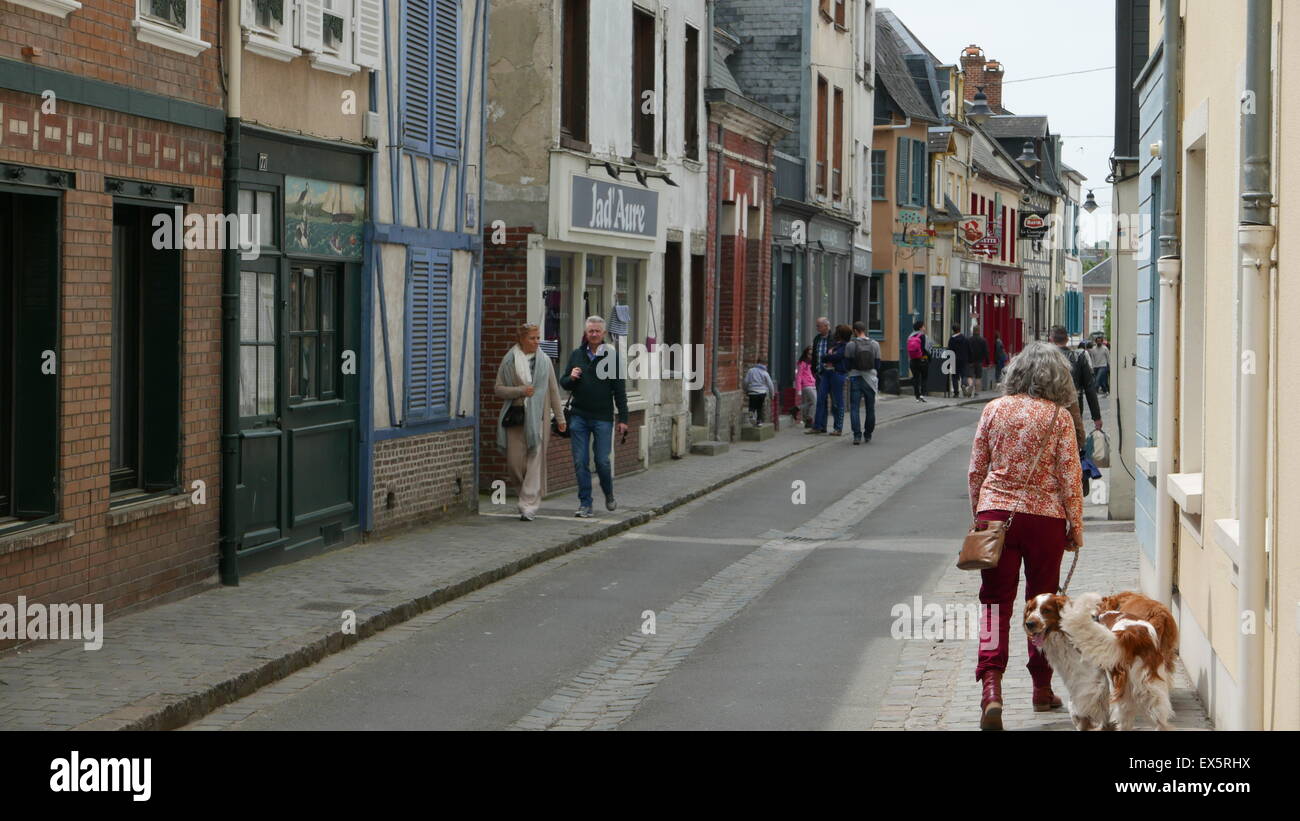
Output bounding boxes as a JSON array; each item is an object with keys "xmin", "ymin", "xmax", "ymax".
[
  {"xmin": 632, "ymin": 8, "xmax": 656, "ymax": 156},
  {"xmin": 139, "ymin": 209, "xmax": 182, "ymax": 492},
  {"xmin": 895, "ymin": 136, "xmax": 909, "ymax": 204},
  {"xmin": 402, "ymin": 0, "xmax": 433, "ymax": 152},
  {"xmin": 11, "ymin": 195, "xmax": 60, "ymax": 519},
  {"xmin": 684, "ymin": 24, "xmax": 699, "ymax": 160},
  {"xmin": 299, "ymin": 0, "xmax": 325, "ymax": 52},
  {"xmin": 561, "ymin": 0, "xmax": 589, "ymax": 143},
  {"xmin": 832, "ymin": 87, "xmax": 844, "ymax": 198},
  {"xmin": 910, "ymin": 138, "xmax": 925, "ymax": 206},
  {"xmin": 432, "ymin": 0, "xmax": 460, "ymax": 158},
  {"xmin": 816, "ymin": 75, "xmax": 828, "ymax": 193},
  {"xmin": 405, "ymin": 248, "xmax": 451, "ymax": 422},
  {"xmin": 353, "ymin": 0, "xmax": 384, "ymax": 70}
]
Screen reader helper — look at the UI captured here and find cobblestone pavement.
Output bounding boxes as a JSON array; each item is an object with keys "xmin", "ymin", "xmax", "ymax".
[
  {"xmin": 869, "ymin": 525, "xmax": 1214, "ymax": 731},
  {"xmin": 0, "ymin": 391, "xmax": 976, "ymax": 731}
]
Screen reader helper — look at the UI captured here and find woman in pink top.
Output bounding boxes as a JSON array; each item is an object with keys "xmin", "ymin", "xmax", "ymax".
[
  {"xmin": 794, "ymin": 347, "xmax": 816, "ymax": 426},
  {"xmin": 967, "ymin": 341, "xmax": 1084, "ymax": 731}
]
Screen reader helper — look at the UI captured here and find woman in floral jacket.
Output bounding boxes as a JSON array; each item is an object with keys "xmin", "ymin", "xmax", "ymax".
[{"xmin": 967, "ymin": 341, "xmax": 1084, "ymax": 730}]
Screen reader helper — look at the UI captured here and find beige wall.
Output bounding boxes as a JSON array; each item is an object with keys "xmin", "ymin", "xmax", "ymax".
[{"xmin": 241, "ymin": 52, "xmax": 367, "ymax": 143}]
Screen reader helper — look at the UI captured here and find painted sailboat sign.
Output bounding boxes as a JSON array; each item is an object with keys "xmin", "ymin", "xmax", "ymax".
[{"xmin": 285, "ymin": 176, "xmax": 366, "ymax": 259}]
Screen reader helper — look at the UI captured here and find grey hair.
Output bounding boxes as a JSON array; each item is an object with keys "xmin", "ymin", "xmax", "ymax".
[
  {"xmin": 999, "ymin": 341, "xmax": 1076, "ymax": 406},
  {"xmin": 585, "ymin": 315, "xmax": 606, "ymax": 328}
]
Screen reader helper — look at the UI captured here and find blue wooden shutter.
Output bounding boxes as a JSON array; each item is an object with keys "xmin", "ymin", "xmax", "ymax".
[
  {"xmin": 895, "ymin": 137, "xmax": 909, "ymax": 205},
  {"xmin": 405, "ymin": 248, "xmax": 452, "ymax": 421},
  {"xmin": 432, "ymin": 0, "xmax": 460, "ymax": 158},
  {"xmin": 402, "ymin": 0, "xmax": 433, "ymax": 153}
]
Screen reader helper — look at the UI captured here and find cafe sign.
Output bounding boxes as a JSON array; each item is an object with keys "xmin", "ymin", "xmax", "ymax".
[
  {"xmin": 1019, "ymin": 210, "xmax": 1050, "ymax": 240},
  {"xmin": 570, "ymin": 175, "xmax": 659, "ymax": 238}
]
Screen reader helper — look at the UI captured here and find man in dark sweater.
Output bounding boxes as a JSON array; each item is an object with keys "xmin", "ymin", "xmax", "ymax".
[{"xmin": 559, "ymin": 316, "xmax": 630, "ymax": 518}]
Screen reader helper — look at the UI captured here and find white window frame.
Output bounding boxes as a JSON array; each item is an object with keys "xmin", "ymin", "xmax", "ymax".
[
  {"xmin": 243, "ymin": 0, "xmax": 301, "ymax": 62},
  {"xmin": 135, "ymin": 0, "xmax": 211, "ymax": 56},
  {"xmin": 8, "ymin": 0, "xmax": 82, "ymax": 18},
  {"xmin": 306, "ymin": 0, "xmax": 360, "ymax": 76}
]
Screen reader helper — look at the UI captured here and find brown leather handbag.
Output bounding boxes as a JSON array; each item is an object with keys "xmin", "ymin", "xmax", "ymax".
[{"xmin": 958, "ymin": 406, "xmax": 1062, "ymax": 571}]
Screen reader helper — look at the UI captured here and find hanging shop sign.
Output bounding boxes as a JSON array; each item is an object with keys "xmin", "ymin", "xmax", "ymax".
[
  {"xmin": 1018, "ymin": 210, "xmax": 1050, "ymax": 240},
  {"xmin": 958, "ymin": 214, "xmax": 987, "ymax": 245},
  {"xmin": 285, "ymin": 176, "xmax": 367, "ymax": 259},
  {"xmin": 570, "ymin": 174, "xmax": 659, "ymax": 238}
]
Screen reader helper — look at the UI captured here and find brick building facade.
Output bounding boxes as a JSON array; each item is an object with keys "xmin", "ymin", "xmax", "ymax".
[{"xmin": 0, "ymin": 0, "xmax": 226, "ymax": 644}]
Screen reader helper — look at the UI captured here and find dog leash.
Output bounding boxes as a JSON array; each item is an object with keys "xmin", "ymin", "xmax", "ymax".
[{"xmin": 1057, "ymin": 550, "xmax": 1080, "ymax": 595}]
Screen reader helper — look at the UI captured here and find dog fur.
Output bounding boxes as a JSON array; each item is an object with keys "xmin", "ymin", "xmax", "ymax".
[{"xmin": 1023, "ymin": 593, "xmax": 1113, "ymax": 731}]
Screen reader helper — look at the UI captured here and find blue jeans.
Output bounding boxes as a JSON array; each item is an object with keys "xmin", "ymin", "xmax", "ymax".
[
  {"xmin": 849, "ymin": 375, "xmax": 876, "ymax": 440},
  {"xmin": 815, "ymin": 370, "xmax": 845, "ymax": 432},
  {"xmin": 568, "ymin": 413, "xmax": 613, "ymax": 509},
  {"xmin": 1095, "ymin": 365, "xmax": 1110, "ymax": 393}
]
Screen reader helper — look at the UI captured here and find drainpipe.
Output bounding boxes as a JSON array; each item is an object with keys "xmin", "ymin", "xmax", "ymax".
[
  {"xmin": 1237, "ymin": 0, "xmax": 1274, "ymax": 732},
  {"xmin": 1153, "ymin": 0, "xmax": 1181, "ymax": 610},
  {"xmin": 708, "ymin": 0, "xmax": 723, "ymax": 441},
  {"xmin": 218, "ymin": 0, "xmax": 244, "ymax": 585}
]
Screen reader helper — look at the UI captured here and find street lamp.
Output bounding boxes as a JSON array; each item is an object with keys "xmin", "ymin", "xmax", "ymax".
[
  {"xmin": 1016, "ymin": 139, "xmax": 1039, "ymax": 168},
  {"xmin": 968, "ymin": 87, "xmax": 994, "ymax": 124},
  {"xmin": 1083, "ymin": 189, "xmax": 1099, "ymax": 213}
]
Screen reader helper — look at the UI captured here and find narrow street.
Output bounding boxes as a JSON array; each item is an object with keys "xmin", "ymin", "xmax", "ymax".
[{"xmin": 195, "ymin": 405, "xmax": 982, "ymax": 730}]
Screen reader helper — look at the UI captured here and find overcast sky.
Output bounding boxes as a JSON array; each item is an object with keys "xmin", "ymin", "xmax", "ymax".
[{"xmin": 888, "ymin": 0, "xmax": 1118, "ymax": 245}]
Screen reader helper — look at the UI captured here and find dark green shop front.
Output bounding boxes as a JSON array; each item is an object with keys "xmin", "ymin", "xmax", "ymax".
[{"xmin": 225, "ymin": 128, "xmax": 367, "ymax": 577}]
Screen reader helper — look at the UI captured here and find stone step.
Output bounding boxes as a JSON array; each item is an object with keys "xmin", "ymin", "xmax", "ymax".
[
  {"xmin": 740, "ymin": 424, "xmax": 775, "ymax": 441},
  {"xmin": 690, "ymin": 440, "xmax": 730, "ymax": 456}
]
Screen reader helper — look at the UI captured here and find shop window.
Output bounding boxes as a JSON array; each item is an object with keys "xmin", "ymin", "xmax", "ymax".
[
  {"xmin": 239, "ymin": 271, "xmax": 278, "ymax": 418},
  {"xmin": 632, "ymin": 7, "xmax": 657, "ymax": 160},
  {"xmin": 868, "ymin": 274, "xmax": 883, "ymax": 334},
  {"xmin": 402, "ymin": 0, "xmax": 459, "ymax": 156},
  {"xmin": 289, "ymin": 264, "xmax": 342, "ymax": 403},
  {"xmin": 135, "ymin": 0, "xmax": 211, "ymax": 56},
  {"xmin": 0, "ymin": 192, "xmax": 60, "ymax": 525},
  {"xmin": 238, "ymin": 188, "xmax": 278, "ymax": 249},
  {"xmin": 404, "ymin": 249, "xmax": 451, "ymax": 422},
  {"xmin": 110, "ymin": 204, "xmax": 182, "ymax": 496},
  {"xmin": 543, "ymin": 254, "xmax": 575, "ymax": 361},
  {"xmin": 561, "ymin": 0, "xmax": 590, "ymax": 147}
]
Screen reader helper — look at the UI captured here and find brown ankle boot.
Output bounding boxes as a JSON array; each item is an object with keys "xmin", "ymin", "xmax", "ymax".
[
  {"xmin": 979, "ymin": 671, "xmax": 1003, "ymax": 731},
  {"xmin": 1032, "ymin": 685, "xmax": 1063, "ymax": 712}
]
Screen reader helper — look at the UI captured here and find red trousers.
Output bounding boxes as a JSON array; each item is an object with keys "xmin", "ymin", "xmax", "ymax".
[{"xmin": 973, "ymin": 509, "xmax": 1067, "ymax": 686}]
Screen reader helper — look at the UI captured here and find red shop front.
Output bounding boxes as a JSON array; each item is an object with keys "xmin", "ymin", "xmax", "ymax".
[{"xmin": 974, "ymin": 264, "xmax": 1023, "ymax": 362}]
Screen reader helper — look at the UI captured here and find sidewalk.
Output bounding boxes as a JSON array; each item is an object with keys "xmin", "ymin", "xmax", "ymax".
[
  {"xmin": 0, "ymin": 390, "xmax": 979, "ymax": 731},
  {"xmin": 871, "ymin": 525, "xmax": 1212, "ymax": 730}
]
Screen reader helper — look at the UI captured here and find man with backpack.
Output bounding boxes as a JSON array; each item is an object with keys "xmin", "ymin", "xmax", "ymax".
[
  {"xmin": 1050, "ymin": 325, "xmax": 1102, "ymax": 448},
  {"xmin": 907, "ymin": 321, "xmax": 932, "ymax": 403},
  {"xmin": 846, "ymin": 321, "xmax": 881, "ymax": 444}
]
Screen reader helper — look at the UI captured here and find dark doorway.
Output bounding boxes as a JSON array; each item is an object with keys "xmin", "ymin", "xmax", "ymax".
[{"xmin": 664, "ymin": 241, "xmax": 682, "ymax": 346}]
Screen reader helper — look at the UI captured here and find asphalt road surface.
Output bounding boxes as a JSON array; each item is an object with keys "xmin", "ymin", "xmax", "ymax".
[{"xmin": 214, "ymin": 403, "xmax": 985, "ymax": 731}]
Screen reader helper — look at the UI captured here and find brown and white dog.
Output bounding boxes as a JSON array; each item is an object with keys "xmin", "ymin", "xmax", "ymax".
[
  {"xmin": 1023, "ymin": 593, "xmax": 1113, "ymax": 731},
  {"xmin": 1062, "ymin": 591, "xmax": 1178, "ymax": 731},
  {"xmin": 1023, "ymin": 590, "xmax": 1179, "ymax": 731}
]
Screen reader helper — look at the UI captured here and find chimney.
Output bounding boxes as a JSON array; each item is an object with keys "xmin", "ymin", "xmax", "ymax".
[
  {"xmin": 960, "ymin": 44, "xmax": 985, "ymax": 102},
  {"xmin": 982, "ymin": 59, "xmax": 1006, "ymax": 113}
]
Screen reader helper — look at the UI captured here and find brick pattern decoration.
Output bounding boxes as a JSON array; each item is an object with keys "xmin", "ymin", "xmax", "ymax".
[
  {"xmin": 0, "ymin": 89, "xmax": 223, "ymax": 649},
  {"xmin": 0, "ymin": 1, "xmax": 224, "ymax": 110},
  {"xmin": 371, "ymin": 428, "xmax": 476, "ymax": 533},
  {"xmin": 478, "ymin": 225, "xmax": 531, "ymax": 491},
  {"xmin": 541, "ymin": 409, "xmax": 644, "ymax": 497}
]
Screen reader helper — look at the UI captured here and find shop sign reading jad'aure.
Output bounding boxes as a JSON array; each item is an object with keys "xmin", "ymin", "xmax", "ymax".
[{"xmin": 571, "ymin": 175, "xmax": 658, "ymax": 238}]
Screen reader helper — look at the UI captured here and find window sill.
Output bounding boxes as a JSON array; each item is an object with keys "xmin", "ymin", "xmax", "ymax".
[
  {"xmin": 309, "ymin": 51, "xmax": 361, "ymax": 76},
  {"xmin": 134, "ymin": 19, "xmax": 212, "ymax": 57},
  {"xmin": 1166, "ymin": 471, "xmax": 1203, "ymax": 515},
  {"xmin": 108, "ymin": 493, "xmax": 192, "ymax": 527},
  {"xmin": 1135, "ymin": 446, "xmax": 1158, "ymax": 478},
  {"xmin": 245, "ymin": 31, "xmax": 301, "ymax": 62},
  {"xmin": 1212, "ymin": 517, "xmax": 1241, "ymax": 569},
  {"xmin": 9, "ymin": 0, "xmax": 81, "ymax": 17},
  {"xmin": 0, "ymin": 521, "xmax": 74, "ymax": 557}
]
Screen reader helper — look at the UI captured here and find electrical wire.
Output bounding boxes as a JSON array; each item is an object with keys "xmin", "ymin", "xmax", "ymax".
[{"xmin": 1002, "ymin": 66, "xmax": 1115, "ymax": 84}]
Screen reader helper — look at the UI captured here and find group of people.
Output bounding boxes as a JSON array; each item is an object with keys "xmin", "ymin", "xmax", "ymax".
[
  {"xmin": 905, "ymin": 322, "xmax": 1010, "ymax": 402},
  {"xmin": 793, "ymin": 318, "xmax": 882, "ymax": 445}
]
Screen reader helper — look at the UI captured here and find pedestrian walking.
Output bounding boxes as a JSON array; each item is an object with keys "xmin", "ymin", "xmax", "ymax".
[
  {"xmin": 806, "ymin": 317, "xmax": 833, "ymax": 433},
  {"xmin": 845, "ymin": 321, "xmax": 880, "ymax": 444},
  {"xmin": 559, "ymin": 316, "xmax": 630, "ymax": 518},
  {"xmin": 993, "ymin": 332, "xmax": 1008, "ymax": 383},
  {"xmin": 947, "ymin": 324, "xmax": 971, "ymax": 398},
  {"xmin": 1050, "ymin": 325, "xmax": 1102, "ymax": 449},
  {"xmin": 795, "ymin": 347, "xmax": 816, "ymax": 427},
  {"xmin": 907, "ymin": 321, "xmax": 932, "ymax": 403},
  {"xmin": 967, "ymin": 341, "xmax": 1085, "ymax": 730},
  {"xmin": 494, "ymin": 322, "xmax": 567, "ymax": 520},
  {"xmin": 968, "ymin": 329, "xmax": 989, "ymax": 398},
  {"xmin": 743, "ymin": 358, "xmax": 776, "ymax": 426},
  {"xmin": 1088, "ymin": 336, "xmax": 1110, "ymax": 396}
]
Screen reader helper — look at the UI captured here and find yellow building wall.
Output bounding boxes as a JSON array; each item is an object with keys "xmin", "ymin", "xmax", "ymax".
[{"xmin": 241, "ymin": 52, "xmax": 368, "ymax": 143}]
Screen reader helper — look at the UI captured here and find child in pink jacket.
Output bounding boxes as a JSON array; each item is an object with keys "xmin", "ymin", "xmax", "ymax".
[{"xmin": 795, "ymin": 347, "xmax": 816, "ymax": 426}]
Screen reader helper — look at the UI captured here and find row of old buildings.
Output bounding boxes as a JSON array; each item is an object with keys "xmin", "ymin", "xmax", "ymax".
[
  {"xmin": 0, "ymin": 1, "xmax": 1091, "ymax": 647},
  {"xmin": 1109, "ymin": 0, "xmax": 1298, "ymax": 730}
]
